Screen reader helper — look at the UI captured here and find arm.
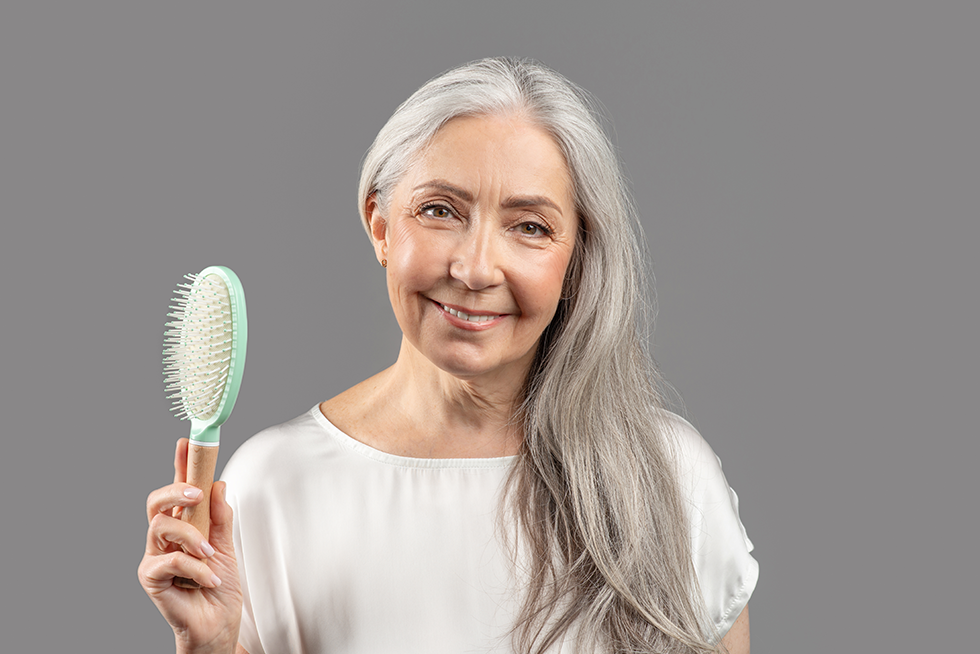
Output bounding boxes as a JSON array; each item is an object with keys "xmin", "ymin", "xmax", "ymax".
[{"xmin": 719, "ymin": 605, "xmax": 749, "ymax": 654}]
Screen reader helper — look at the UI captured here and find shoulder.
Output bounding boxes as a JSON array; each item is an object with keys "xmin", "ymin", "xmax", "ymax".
[
  {"xmin": 658, "ymin": 410, "xmax": 751, "ymax": 545},
  {"xmin": 660, "ymin": 411, "xmax": 714, "ymax": 463},
  {"xmin": 659, "ymin": 411, "xmax": 727, "ymax": 495},
  {"xmin": 659, "ymin": 411, "xmax": 759, "ymax": 642},
  {"xmin": 223, "ymin": 409, "xmax": 318, "ymax": 471},
  {"xmin": 220, "ymin": 407, "xmax": 338, "ymax": 502}
]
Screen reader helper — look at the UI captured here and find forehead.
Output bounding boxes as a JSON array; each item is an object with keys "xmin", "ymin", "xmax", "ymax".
[{"xmin": 400, "ymin": 114, "xmax": 575, "ymax": 207}]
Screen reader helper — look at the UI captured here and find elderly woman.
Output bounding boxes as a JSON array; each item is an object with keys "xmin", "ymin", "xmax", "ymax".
[{"xmin": 139, "ymin": 58, "xmax": 758, "ymax": 654}]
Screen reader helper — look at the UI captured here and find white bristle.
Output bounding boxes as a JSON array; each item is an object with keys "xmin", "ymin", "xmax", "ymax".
[{"xmin": 162, "ymin": 272, "xmax": 234, "ymax": 421}]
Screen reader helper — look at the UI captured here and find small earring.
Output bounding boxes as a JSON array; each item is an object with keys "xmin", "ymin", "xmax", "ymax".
[{"xmin": 381, "ymin": 259, "xmax": 387, "ymax": 268}]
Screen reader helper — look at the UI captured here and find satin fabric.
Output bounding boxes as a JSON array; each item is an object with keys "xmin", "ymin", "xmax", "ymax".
[{"xmin": 223, "ymin": 407, "xmax": 757, "ymax": 653}]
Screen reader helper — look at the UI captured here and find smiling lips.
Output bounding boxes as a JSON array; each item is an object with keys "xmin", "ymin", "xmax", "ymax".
[{"xmin": 436, "ymin": 301, "xmax": 504, "ymax": 324}]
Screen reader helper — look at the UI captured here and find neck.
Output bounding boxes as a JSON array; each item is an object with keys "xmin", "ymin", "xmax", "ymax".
[
  {"xmin": 381, "ymin": 338, "xmax": 525, "ymax": 457},
  {"xmin": 323, "ymin": 337, "xmax": 528, "ymax": 459}
]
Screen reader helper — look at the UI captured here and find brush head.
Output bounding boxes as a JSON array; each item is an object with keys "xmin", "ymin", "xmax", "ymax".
[{"xmin": 163, "ymin": 266, "xmax": 247, "ymax": 439}]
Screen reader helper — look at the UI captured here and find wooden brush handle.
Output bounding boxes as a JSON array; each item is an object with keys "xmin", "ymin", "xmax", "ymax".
[{"xmin": 174, "ymin": 441, "xmax": 219, "ymax": 589}]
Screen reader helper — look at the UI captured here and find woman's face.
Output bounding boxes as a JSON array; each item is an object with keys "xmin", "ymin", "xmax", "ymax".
[{"xmin": 369, "ymin": 114, "xmax": 579, "ymax": 384}]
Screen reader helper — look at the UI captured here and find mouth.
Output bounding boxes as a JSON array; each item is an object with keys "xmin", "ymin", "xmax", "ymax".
[{"xmin": 433, "ymin": 300, "xmax": 506, "ymax": 324}]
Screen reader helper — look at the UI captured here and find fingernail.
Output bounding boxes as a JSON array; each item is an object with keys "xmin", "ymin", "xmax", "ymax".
[
  {"xmin": 183, "ymin": 487, "xmax": 202, "ymax": 499},
  {"xmin": 201, "ymin": 541, "xmax": 215, "ymax": 557},
  {"xmin": 211, "ymin": 574, "xmax": 222, "ymax": 587}
]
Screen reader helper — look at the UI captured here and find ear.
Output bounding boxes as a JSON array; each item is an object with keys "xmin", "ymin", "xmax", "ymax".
[{"xmin": 365, "ymin": 193, "xmax": 388, "ymax": 264}]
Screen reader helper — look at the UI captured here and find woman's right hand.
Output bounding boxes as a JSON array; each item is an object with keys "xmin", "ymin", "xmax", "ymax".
[{"xmin": 138, "ymin": 438, "xmax": 244, "ymax": 654}]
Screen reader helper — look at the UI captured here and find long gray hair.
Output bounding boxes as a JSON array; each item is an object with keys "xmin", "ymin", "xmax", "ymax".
[{"xmin": 359, "ymin": 58, "xmax": 717, "ymax": 654}]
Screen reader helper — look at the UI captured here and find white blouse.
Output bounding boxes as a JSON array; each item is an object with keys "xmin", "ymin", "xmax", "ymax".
[{"xmin": 223, "ymin": 407, "xmax": 758, "ymax": 653}]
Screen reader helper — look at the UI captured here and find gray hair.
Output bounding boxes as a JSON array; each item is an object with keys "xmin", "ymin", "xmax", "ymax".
[{"xmin": 358, "ymin": 58, "xmax": 717, "ymax": 653}]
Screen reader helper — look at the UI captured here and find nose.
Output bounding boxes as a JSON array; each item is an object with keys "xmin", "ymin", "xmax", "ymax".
[{"xmin": 449, "ymin": 225, "xmax": 504, "ymax": 290}]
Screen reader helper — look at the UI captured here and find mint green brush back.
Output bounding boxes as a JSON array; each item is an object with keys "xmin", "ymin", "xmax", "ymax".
[{"xmin": 163, "ymin": 265, "xmax": 247, "ymax": 589}]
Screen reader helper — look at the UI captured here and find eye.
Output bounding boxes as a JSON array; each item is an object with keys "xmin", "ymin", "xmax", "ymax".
[
  {"xmin": 420, "ymin": 203, "xmax": 454, "ymax": 220},
  {"xmin": 517, "ymin": 221, "xmax": 550, "ymax": 237}
]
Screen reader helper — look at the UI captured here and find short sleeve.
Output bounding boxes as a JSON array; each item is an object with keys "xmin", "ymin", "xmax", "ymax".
[
  {"xmin": 666, "ymin": 413, "xmax": 759, "ymax": 642},
  {"xmin": 221, "ymin": 428, "xmax": 280, "ymax": 654}
]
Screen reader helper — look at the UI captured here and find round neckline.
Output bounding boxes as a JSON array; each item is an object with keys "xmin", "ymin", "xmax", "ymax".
[{"xmin": 309, "ymin": 406, "xmax": 519, "ymax": 470}]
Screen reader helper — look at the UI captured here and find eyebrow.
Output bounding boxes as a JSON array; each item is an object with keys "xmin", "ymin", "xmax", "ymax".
[
  {"xmin": 501, "ymin": 195, "xmax": 563, "ymax": 214},
  {"xmin": 412, "ymin": 180, "xmax": 473, "ymax": 203},
  {"xmin": 412, "ymin": 179, "xmax": 564, "ymax": 215}
]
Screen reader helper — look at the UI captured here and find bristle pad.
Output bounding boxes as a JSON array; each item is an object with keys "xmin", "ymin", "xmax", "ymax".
[{"xmin": 163, "ymin": 273, "xmax": 234, "ymax": 421}]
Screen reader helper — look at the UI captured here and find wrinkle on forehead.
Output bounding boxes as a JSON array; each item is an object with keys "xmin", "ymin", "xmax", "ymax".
[{"xmin": 398, "ymin": 115, "xmax": 575, "ymax": 219}]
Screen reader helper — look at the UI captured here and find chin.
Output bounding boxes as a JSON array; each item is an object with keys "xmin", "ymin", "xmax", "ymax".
[
  {"xmin": 432, "ymin": 355, "xmax": 500, "ymax": 380},
  {"xmin": 430, "ymin": 347, "xmax": 536, "ymax": 383}
]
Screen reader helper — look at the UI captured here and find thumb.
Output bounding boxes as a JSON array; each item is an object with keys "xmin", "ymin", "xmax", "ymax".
[{"xmin": 207, "ymin": 481, "xmax": 236, "ymax": 556}]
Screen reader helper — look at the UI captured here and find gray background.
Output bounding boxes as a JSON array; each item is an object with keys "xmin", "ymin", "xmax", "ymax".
[{"xmin": 1, "ymin": 1, "xmax": 975, "ymax": 652}]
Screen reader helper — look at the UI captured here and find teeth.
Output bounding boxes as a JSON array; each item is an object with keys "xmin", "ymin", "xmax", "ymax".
[{"xmin": 441, "ymin": 304, "xmax": 497, "ymax": 323}]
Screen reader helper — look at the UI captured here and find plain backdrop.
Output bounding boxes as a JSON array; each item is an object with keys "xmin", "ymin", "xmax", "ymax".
[{"xmin": 1, "ymin": 2, "xmax": 976, "ymax": 652}]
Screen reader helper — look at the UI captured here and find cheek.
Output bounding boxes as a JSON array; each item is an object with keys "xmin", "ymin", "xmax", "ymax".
[
  {"xmin": 387, "ymin": 227, "xmax": 444, "ymax": 294},
  {"xmin": 517, "ymin": 252, "xmax": 575, "ymax": 318}
]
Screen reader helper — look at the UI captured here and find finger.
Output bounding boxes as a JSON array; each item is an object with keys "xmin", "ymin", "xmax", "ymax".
[
  {"xmin": 206, "ymin": 481, "xmax": 235, "ymax": 556},
  {"xmin": 147, "ymin": 483, "xmax": 205, "ymax": 525},
  {"xmin": 172, "ymin": 438, "xmax": 190, "ymax": 518},
  {"xmin": 139, "ymin": 549, "xmax": 221, "ymax": 592},
  {"xmin": 173, "ymin": 438, "xmax": 189, "ymax": 484},
  {"xmin": 146, "ymin": 512, "xmax": 217, "ymax": 560}
]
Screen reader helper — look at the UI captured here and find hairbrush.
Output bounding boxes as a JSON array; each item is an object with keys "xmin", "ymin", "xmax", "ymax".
[{"xmin": 163, "ymin": 265, "xmax": 247, "ymax": 588}]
